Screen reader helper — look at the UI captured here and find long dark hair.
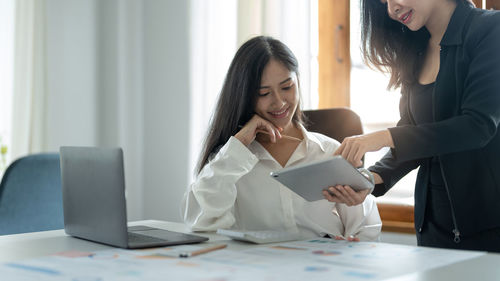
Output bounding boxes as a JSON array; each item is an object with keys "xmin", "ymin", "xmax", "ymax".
[
  {"xmin": 360, "ymin": 0, "xmax": 430, "ymax": 91},
  {"xmin": 196, "ymin": 36, "xmax": 304, "ymax": 173},
  {"xmin": 360, "ymin": 0, "xmax": 474, "ymax": 90}
]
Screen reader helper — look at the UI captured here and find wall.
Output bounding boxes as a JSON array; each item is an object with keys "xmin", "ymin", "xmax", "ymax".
[
  {"xmin": 45, "ymin": 0, "xmax": 98, "ymax": 149},
  {"xmin": 95, "ymin": 0, "xmax": 145, "ymax": 221},
  {"xmin": 44, "ymin": 0, "xmax": 191, "ymax": 222},
  {"xmin": 142, "ymin": 0, "xmax": 191, "ymax": 222}
]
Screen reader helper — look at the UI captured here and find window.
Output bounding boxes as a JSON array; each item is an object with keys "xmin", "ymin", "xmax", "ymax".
[
  {"xmin": 349, "ymin": 0, "xmax": 416, "ymax": 207},
  {"xmin": 318, "ymin": 0, "xmax": 417, "ymax": 233},
  {"xmin": 0, "ymin": 0, "xmax": 14, "ymax": 173},
  {"xmin": 474, "ymin": 0, "xmax": 500, "ymax": 9}
]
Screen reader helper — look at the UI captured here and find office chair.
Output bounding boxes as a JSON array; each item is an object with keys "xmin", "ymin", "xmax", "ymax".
[
  {"xmin": 303, "ymin": 107, "xmax": 364, "ymax": 166},
  {"xmin": 303, "ymin": 108, "xmax": 363, "ymax": 143},
  {"xmin": 0, "ymin": 153, "xmax": 64, "ymax": 235}
]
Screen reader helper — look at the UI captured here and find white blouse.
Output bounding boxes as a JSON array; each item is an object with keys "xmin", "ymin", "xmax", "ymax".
[{"xmin": 181, "ymin": 126, "xmax": 382, "ymax": 241}]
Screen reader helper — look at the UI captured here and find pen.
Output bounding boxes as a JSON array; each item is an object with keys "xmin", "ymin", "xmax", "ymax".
[
  {"xmin": 237, "ymin": 125, "xmax": 302, "ymax": 142},
  {"xmin": 179, "ymin": 244, "xmax": 227, "ymax": 258},
  {"xmin": 255, "ymin": 129, "xmax": 302, "ymax": 142}
]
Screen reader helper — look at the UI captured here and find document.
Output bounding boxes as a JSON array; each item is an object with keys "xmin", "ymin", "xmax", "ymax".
[{"xmin": 0, "ymin": 238, "xmax": 485, "ymax": 281}]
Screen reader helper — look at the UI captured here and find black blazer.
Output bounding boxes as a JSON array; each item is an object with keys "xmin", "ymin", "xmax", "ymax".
[{"xmin": 369, "ymin": 1, "xmax": 500, "ymax": 238}]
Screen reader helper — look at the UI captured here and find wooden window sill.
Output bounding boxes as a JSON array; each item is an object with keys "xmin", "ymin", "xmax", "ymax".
[{"xmin": 378, "ymin": 203, "xmax": 415, "ymax": 234}]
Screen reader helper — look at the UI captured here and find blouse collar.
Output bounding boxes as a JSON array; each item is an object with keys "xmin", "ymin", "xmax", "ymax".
[{"xmin": 248, "ymin": 122, "xmax": 327, "ymax": 164}]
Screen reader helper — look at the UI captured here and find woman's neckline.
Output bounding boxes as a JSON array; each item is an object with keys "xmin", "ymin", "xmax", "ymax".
[{"xmin": 417, "ymin": 81, "xmax": 436, "ymax": 87}]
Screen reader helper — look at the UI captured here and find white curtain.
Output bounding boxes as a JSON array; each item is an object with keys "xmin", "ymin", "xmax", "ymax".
[
  {"xmin": 189, "ymin": 0, "xmax": 318, "ymax": 179},
  {"xmin": 189, "ymin": 0, "xmax": 239, "ymax": 178},
  {"xmin": 11, "ymin": 0, "xmax": 47, "ymax": 161},
  {"xmin": 9, "ymin": 0, "xmax": 145, "ymax": 219},
  {"xmin": 237, "ymin": 0, "xmax": 318, "ymax": 110},
  {"xmin": 0, "ymin": 0, "xmax": 15, "ymax": 172}
]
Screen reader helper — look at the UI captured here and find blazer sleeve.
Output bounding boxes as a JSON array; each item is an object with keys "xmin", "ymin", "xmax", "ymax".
[
  {"xmin": 369, "ymin": 150, "xmax": 421, "ymax": 197},
  {"xmin": 180, "ymin": 137, "xmax": 259, "ymax": 231},
  {"xmin": 388, "ymin": 19, "xmax": 500, "ymax": 163}
]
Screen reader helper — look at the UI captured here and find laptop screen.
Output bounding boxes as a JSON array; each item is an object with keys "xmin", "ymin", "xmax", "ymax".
[{"xmin": 60, "ymin": 146, "xmax": 129, "ymax": 248}]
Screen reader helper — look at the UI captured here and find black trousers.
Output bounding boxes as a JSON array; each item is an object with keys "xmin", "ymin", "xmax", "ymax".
[{"xmin": 417, "ymin": 183, "xmax": 500, "ymax": 253}]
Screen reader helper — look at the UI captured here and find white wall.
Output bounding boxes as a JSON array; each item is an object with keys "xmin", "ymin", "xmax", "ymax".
[
  {"xmin": 142, "ymin": 0, "xmax": 191, "ymax": 222},
  {"xmin": 45, "ymin": 0, "xmax": 98, "ymax": 148},
  {"xmin": 95, "ymin": 0, "xmax": 145, "ymax": 221},
  {"xmin": 44, "ymin": 0, "xmax": 191, "ymax": 222}
]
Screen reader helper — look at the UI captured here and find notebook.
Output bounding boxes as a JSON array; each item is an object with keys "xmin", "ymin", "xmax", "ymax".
[{"xmin": 59, "ymin": 146, "xmax": 208, "ymax": 249}]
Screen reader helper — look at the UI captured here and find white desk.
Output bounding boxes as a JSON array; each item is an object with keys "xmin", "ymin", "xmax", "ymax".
[
  {"xmin": 0, "ymin": 220, "xmax": 227, "ymax": 262},
  {"xmin": 0, "ymin": 220, "xmax": 499, "ymax": 280}
]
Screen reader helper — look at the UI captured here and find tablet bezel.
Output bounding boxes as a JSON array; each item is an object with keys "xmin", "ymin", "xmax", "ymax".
[{"xmin": 270, "ymin": 156, "xmax": 374, "ymax": 201}]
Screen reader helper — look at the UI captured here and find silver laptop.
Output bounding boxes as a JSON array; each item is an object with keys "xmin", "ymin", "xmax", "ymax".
[{"xmin": 59, "ymin": 146, "xmax": 208, "ymax": 249}]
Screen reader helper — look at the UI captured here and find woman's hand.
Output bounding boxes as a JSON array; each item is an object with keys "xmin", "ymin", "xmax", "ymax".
[
  {"xmin": 322, "ymin": 172, "xmax": 382, "ymax": 206},
  {"xmin": 235, "ymin": 115, "xmax": 282, "ymax": 146},
  {"xmin": 322, "ymin": 185, "xmax": 371, "ymax": 206},
  {"xmin": 334, "ymin": 130, "xmax": 394, "ymax": 167}
]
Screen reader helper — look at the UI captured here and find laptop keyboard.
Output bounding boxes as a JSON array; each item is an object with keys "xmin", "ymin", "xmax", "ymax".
[{"xmin": 128, "ymin": 232, "xmax": 168, "ymax": 243}]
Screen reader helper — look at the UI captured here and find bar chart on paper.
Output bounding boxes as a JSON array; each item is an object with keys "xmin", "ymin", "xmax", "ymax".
[{"xmin": 0, "ymin": 238, "xmax": 485, "ymax": 280}]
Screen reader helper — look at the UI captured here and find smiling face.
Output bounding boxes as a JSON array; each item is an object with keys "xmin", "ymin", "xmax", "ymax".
[
  {"xmin": 255, "ymin": 59, "xmax": 299, "ymax": 134},
  {"xmin": 380, "ymin": 0, "xmax": 437, "ymax": 31}
]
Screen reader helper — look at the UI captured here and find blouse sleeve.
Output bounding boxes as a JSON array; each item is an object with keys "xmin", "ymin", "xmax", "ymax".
[
  {"xmin": 181, "ymin": 137, "xmax": 259, "ymax": 231},
  {"xmin": 336, "ymin": 194, "xmax": 382, "ymax": 241}
]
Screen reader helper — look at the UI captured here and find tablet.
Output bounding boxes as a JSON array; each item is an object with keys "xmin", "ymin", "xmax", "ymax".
[{"xmin": 270, "ymin": 156, "xmax": 374, "ymax": 201}]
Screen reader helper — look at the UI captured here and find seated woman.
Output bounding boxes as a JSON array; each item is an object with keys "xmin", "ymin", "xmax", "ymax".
[{"xmin": 181, "ymin": 36, "xmax": 381, "ymax": 241}]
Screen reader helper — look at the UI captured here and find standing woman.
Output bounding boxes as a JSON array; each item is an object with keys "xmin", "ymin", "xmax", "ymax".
[{"xmin": 323, "ymin": 0, "xmax": 500, "ymax": 252}]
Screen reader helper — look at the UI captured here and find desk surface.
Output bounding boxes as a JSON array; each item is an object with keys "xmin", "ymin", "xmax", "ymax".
[{"xmin": 0, "ymin": 220, "xmax": 499, "ymax": 281}]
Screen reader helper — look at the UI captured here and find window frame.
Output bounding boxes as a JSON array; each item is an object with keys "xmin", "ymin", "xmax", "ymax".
[
  {"xmin": 318, "ymin": 0, "xmax": 499, "ymax": 234},
  {"xmin": 318, "ymin": 0, "xmax": 414, "ymax": 233}
]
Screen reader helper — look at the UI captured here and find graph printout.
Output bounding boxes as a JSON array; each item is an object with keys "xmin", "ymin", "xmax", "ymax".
[{"xmin": 0, "ymin": 238, "xmax": 485, "ymax": 281}]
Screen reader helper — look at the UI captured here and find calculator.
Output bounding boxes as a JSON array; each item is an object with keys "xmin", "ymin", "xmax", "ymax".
[{"xmin": 216, "ymin": 229, "xmax": 302, "ymax": 244}]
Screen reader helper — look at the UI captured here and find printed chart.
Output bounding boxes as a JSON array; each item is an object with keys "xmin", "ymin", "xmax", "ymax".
[{"xmin": 0, "ymin": 238, "xmax": 485, "ymax": 281}]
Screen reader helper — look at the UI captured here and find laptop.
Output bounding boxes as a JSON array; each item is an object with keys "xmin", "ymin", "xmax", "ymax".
[{"xmin": 59, "ymin": 146, "xmax": 208, "ymax": 249}]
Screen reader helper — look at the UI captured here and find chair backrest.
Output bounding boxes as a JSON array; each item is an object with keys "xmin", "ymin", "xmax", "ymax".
[
  {"xmin": 0, "ymin": 153, "xmax": 63, "ymax": 235},
  {"xmin": 303, "ymin": 108, "xmax": 363, "ymax": 143}
]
